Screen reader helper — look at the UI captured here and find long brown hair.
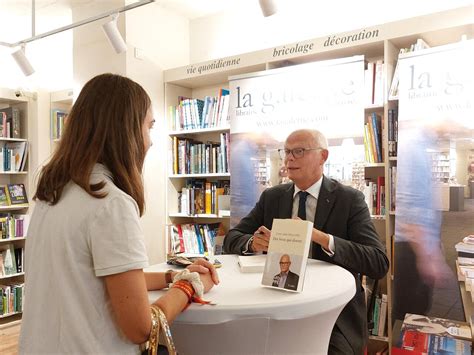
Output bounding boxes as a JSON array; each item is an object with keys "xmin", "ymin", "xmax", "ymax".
[{"xmin": 35, "ymin": 73, "xmax": 151, "ymax": 216}]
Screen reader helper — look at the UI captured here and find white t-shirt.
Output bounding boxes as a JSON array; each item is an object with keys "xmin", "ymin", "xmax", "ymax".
[{"xmin": 19, "ymin": 164, "xmax": 148, "ymax": 355}]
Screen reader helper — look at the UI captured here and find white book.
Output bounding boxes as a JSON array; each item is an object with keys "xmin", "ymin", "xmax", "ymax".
[
  {"xmin": 377, "ymin": 294, "xmax": 388, "ymax": 336},
  {"xmin": 261, "ymin": 219, "xmax": 313, "ymax": 292},
  {"xmin": 238, "ymin": 254, "xmax": 267, "ymax": 273}
]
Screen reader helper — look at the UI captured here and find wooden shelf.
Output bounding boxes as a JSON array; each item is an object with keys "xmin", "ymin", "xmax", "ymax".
[
  {"xmin": 365, "ymin": 163, "xmax": 386, "ymax": 168},
  {"xmin": 0, "ymin": 138, "xmax": 27, "ymax": 142},
  {"xmin": 369, "ymin": 335, "xmax": 389, "ymax": 342},
  {"xmin": 0, "ymin": 311, "xmax": 22, "ymax": 320},
  {"xmin": 169, "ymin": 173, "xmax": 230, "ymax": 179},
  {"xmin": 169, "ymin": 126, "xmax": 230, "ymax": 136},
  {"xmin": 0, "ymin": 272, "xmax": 24, "ymax": 280},
  {"xmin": 0, "ymin": 204, "xmax": 29, "ymax": 211},
  {"xmin": 169, "ymin": 213, "xmax": 230, "ymax": 219},
  {"xmin": 0, "ymin": 237, "xmax": 26, "ymax": 244},
  {"xmin": 0, "ymin": 171, "xmax": 28, "ymax": 175}
]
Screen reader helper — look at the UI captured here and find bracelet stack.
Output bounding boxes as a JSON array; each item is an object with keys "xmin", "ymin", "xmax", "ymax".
[{"xmin": 171, "ymin": 280, "xmax": 195, "ymax": 310}]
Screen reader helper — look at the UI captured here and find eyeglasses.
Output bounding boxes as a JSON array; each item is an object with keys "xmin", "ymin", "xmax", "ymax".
[
  {"xmin": 278, "ymin": 147, "xmax": 322, "ymax": 159},
  {"xmin": 279, "ymin": 262, "xmax": 291, "ymax": 265}
]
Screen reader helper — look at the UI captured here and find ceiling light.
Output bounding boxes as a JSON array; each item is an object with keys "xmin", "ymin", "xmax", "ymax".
[
  {"xmin": 11, "ymin": 45, "xmax": 35, "ymax": 76},
  {"xmin": 259, "ymin": 0, "xmax": 278, "ymax": 17},
  {"xmin": 102, "ymin": 13, "xmax": 127, "ymax": 54}
]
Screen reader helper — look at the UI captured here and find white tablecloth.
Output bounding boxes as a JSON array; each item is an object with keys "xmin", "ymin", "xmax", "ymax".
[{"xmin": 147, "ymin": 255, "xmax": 355, "ymax": 355}]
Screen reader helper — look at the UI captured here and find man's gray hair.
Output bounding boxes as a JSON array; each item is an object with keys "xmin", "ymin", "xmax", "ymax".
[{"xmin": 290, "ymin": 129, "xmax": 328, "ymax": 149}]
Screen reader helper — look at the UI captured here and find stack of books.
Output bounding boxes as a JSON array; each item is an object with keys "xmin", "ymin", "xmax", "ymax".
[{"xmin": 394, "ymin": 313, "xmax": 472, "ymax": 354}]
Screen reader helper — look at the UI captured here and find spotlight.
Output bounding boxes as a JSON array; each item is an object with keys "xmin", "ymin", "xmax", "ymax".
[
  {"xmin": 259, "ymin": 0, "xmax": 278, "ymax": 17},
  {"xmin": 11, "ymin": 45, "xmax": 35, "ymax": 76},
  {"xmin": 102, "ymin": 13, "xmax": 127, "ymax": 54}
]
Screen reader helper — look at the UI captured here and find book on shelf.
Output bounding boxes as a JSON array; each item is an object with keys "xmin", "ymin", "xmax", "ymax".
[
  {"xmin": 261, "ymin": 219, "xmax": 313, "ymax": 292},
  {"xmin": 238, "ymin": 254, "xmax": 267, "ymax": 273},
  {"xmin": 364, "ymin": 113, "xmax": 383, "ymax": 163},
  {"xmin": 3, "ymin": 141, "xmax": 28, "ymax": 172},
  {"xmin": 0, "ymin": 214, "xmax": 27, "ymax": 239},
  {"xmin": 170, "ymin": 90, "xmax": 230, "ymax": 131},
  {"xmin": 168, "ymin": 222, "xmax": 222, "ymax": 257},
  {"xmin": 0, "ymin": 186, "xmax": 10, "ymax": 206},
  {"xmin": 0, "ymin": 282, "xmax": 24, "ymax": 315},
  {"xmin": 0, "ymin": 107, "xmax": 21, "ymax": 138},
  {"xmin": 171, "ymin": 134, "xmax": 230, "ymax": 175},
  {"xmin": 179, "ymin": 179, "xmax": 229, "ymax": 215},
  {"xmin": 389, "ymin": 38, "xmax": 430, "ymax": 99},
  {"xmin": 51, "ymin": 110, "xmax": 67, "ymax": 140},
  {"xmin": 6, "ymin": 184, "xmax": 28, "ymax": 205}
]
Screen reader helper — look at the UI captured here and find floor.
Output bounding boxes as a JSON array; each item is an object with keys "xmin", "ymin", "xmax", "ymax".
[
  {"xmin": 429, "ymin": 197, "xmax": 474, "ymax": 321},
  {"xmin": 0, "ymin": 323, "xmax": 20, "ymax": 355}
]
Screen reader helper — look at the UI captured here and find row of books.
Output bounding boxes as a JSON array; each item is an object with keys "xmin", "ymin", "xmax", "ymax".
[
  {"xmin": 0, "ymin": 214, "xmax": 28, "ymax": 239},
  {"xmin": 170, "ymin": 89, "xmax": 230, "ymax": 131},
  {"xmin": 0, "ymin": 283, "xmax": 24, "ymax": 316},
  {"xmin": 171, "ymin": 133, "xmax": 230, "ymax": 175},
  {"xmin": 364, "ymin": 113, "xmax": 383, "ymax": 163},
  {"xmin": 455, "ymin": 238, "xmax": 474, "ymax": 302},
  {"xmin": 0, "ymin": 141, "xmax": 28, "ymax": 172},
  {"xmin": 0, "ymin": 184, "xmax": 29, "ymax": 206},
  {"xmin": 365, "ymin": 60, "xmax": 384, "ymax": 107},
  {"xmin": 178, "ymin": 179, "xmax": 230, "ymax": 215},
  {"xmin": 363, "ymin": 177, "xmax": 385, "ymax": 216},
  {"xmin": 51, "ymin": 109, "xmax": 67, "ymax": 140},
  {"xmin": 0, "ymin": 245, "xmax": 23, "ymax": 277},
  {"xmin": 388, "ymin": 108, "xmax": 398, "ymax": 157},
  {"xmin": 0, "ymin": 107, "xmax": 21, "ymax": 139},
  {"xmin": 370, "ymin": 293, "xmax": 388, "ymax": 337},
  {"xmin": 168, "ymin": 223, "xmax": 222, "ymax": 257},
  {"xmin": 394, "ymin": 313, "xmax": 471, "ymax": 354},
  {"xmin": 389, "ymin": 166, "xmax": 397, "ymax": 212}
]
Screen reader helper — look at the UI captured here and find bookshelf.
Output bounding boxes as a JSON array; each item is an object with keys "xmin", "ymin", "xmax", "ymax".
[
  {"xmin": 164, "ymin": 83, "xmax": 231, "ymax": 257},
  {"xmin": 50, "ymin": 89, "xmax": 73, "ymax": 149},
  {"xmin": 163, "ymin": 6, "xmax": 472, "ymax": 351},
  {"xmin": 0, "ymin": 88, "xmax": 34, "ymax": 327}
]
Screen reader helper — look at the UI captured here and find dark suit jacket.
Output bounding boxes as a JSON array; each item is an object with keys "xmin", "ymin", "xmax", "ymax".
[
  {"xmin": 223, "ymin": 176, "xmax": 389, "ymax": 354},
  {"xmin": 272, "ymin": 270, "xmax": 299, "ymax": 291}
]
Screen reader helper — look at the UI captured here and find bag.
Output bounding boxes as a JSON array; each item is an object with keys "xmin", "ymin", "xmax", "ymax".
[{"xmin": 141, "ymin": 305, "xmax": 177, "ymax": 355}]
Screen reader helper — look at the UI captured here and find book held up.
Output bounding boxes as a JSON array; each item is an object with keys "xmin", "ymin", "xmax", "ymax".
[{"xmin": 261, "ymin": 218, "xmax": 313, "ymax": 292}]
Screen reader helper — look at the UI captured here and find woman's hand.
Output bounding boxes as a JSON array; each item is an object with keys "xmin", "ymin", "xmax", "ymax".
[{"xmin": 186, "ymin": 258, "xmax": 220, "ymax": 286}]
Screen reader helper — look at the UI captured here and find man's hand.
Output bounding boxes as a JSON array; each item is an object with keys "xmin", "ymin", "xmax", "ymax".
[{"xmin": 250, "ymin": 226, "xmax": 271, "ymax": 252}]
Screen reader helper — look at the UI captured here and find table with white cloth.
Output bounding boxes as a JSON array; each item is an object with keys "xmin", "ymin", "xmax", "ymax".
[{"xmin": 146, "ymin": 254, "xmax": 356, "ymax": 355}]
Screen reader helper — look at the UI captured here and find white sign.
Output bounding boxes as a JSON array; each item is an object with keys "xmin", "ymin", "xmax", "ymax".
[
  {"xmin": 399, "ymin": 40, "xmax": 474, "ymax": 128},
  {"xmin": 229, "ymin": 56, "xmax": 365, "ymax": 142}
]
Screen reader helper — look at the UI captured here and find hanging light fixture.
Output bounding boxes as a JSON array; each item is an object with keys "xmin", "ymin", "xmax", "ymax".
[
  {"xmin": 259, "ymin": 0, "xmax": 278, "ymax": 17},
  {"xmin": 11, "ymin": 44, "xmax": 35, "ymax": 76},
  {"xmin": 102, "ymin": 13, "xmax": 127, "ymax": 54}
]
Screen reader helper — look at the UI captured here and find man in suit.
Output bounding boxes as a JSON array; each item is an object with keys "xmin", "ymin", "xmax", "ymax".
[
  {"xmin": 224, "ymin": 129, "xmax": 389, "ymax": 354},
  {"xmin": 272, "ymin": 254, "xmax": 299, "ymax": 291}
]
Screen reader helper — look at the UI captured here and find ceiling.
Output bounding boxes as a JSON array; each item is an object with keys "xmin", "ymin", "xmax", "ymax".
[{"xmin": 0, "ymin": 0, "xmax": 250, "ymax": 19}]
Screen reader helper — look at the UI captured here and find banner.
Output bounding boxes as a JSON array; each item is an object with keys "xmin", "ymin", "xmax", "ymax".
[
  {"xmin": 394, "ymin": 40, "xmax": 474, "ymax": 322},
  {"xmin": 228, "ymin": 56, "xmax": 365, "ymax": 225}
]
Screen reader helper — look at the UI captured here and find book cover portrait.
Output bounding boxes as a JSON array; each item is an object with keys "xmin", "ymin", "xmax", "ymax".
[{"xmin": 261, "ymin": 219, "xmax": 312, "ymax": 292}]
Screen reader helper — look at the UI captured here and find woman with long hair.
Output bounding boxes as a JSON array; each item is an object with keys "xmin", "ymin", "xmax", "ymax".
[{"xmin": 19, "ymin": 73, "xmax": 219, "ymax": 354}]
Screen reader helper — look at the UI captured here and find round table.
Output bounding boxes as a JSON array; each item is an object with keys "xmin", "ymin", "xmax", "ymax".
[{"xmin": 146, "ymin": 255, "xmax": 355, "ymax": 355}]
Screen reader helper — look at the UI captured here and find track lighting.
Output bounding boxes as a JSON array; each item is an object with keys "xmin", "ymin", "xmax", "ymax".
[
  {"xmin": 11, "ymin": 45, "xmax": 35, "ymax": 76},
  {"xmin": 259, "ymin": 0, "xmax": 278, "ymax": 17},
  {"xmin": 102, "ymin": 13, "xmax": 127, "ymax": 54}
]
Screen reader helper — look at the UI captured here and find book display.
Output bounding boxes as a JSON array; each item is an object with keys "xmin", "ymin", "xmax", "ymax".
[
  {"xmin": 163, "ymin": 6, "xmax": 472, "ymax": 351},
  {"xmin": 49, "ymin": 89, "xmax": 73, "ymax": 149},
  {"xmin": 0, "ymin": 88, "xmax": 34, "ymax": 327}
]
